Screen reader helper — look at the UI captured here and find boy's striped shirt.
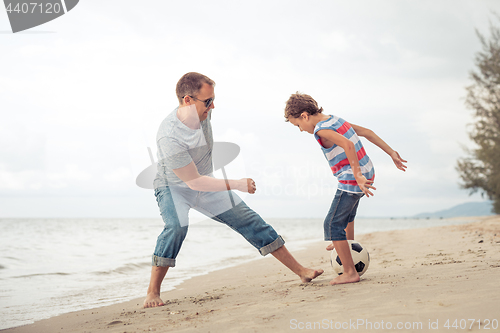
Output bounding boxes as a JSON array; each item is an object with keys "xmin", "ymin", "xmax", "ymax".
[{"xmin": 313, "ymin": 115, "xmax": 375, "ymax": 193}]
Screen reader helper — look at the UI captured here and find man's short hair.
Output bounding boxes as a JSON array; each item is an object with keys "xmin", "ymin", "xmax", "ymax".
[
  {"xmin": 176, "ymin": 72, "xmax": 215, "ymax": 104},
  {"xmin": 284, "ymin": 92, "xmax": 323, "ymax": 121}
]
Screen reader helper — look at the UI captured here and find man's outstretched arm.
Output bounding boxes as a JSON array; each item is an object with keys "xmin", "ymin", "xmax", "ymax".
[{"xmin": 173, "ymin": 161, "xmax": 256, "ymax": 193}]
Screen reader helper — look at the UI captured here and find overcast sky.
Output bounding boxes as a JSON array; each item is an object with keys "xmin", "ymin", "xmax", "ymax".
[{"xmin": 0, "ymin": 0, "xmax": 498, "ymax": 218}]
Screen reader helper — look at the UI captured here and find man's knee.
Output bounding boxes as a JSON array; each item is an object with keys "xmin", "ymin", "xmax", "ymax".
[{"xmin": 171, "ymin": 223, "xmax": 188, "ymax": 238}]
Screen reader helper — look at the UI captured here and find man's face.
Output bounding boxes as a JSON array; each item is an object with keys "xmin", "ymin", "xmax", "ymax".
[{"xmin": 185, "ymin": 83, "xmax": 215, "ymax": 121}]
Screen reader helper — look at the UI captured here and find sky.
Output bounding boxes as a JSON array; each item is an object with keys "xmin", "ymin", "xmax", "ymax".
[{"xmin": 0, "ymin": 0, "xmax": 498, "ymax": 219}]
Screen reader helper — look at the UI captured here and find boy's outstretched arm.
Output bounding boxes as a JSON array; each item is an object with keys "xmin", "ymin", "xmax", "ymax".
[{"xmin": 350, "ymin": 124, "xmax": 407, "ymax": 172}]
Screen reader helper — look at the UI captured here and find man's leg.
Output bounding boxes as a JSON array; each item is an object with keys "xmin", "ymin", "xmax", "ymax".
[
  {"xmin": 144, "ymin": 266, "xmax": 169, "ymax": 308},
  {"xmin": 144, "ymin": 187, "xmax": 190, "ymax": 308},
  {"xmin": 271, "ymin": 245, "xmax": 324, "ymax": 283},
  {"xmin": 199, "ymin": 193, "xmax": 323, "ymax": 282}
]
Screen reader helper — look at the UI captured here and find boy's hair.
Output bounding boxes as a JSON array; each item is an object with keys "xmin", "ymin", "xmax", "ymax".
[
  {"xmin": 284, "ymin": 92, "xmax": 323, "ymax": 121},
  {"xmin": 176, "ymin": 72, "xmax": 215, "ymax": 104}
]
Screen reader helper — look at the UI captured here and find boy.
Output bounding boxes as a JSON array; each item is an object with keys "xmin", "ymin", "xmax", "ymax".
[{"xmin": 284, "ymin": 92, "xmax": 407, "ymax": 285}]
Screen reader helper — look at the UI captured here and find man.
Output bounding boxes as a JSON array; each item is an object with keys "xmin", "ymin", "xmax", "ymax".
[{"xmin": 144, "ymin": 72, "xmax": 323, "ymax": 308}]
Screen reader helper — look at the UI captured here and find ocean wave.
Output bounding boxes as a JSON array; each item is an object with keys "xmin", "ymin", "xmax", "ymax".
[
  {"xmin": 2, "ymin": 256, "xmax": 20, "ymax": 261},
  {"xmin": 92, "ymin": 262, "xmax": 151, "ymax": 275},
  {"xmin": 13, "ymin": 272, "xmax": 71, "ymax": 278}
]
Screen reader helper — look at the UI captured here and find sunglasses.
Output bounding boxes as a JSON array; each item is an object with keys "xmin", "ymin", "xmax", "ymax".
[{"xmin": 187, "ymin": 95, "xmax": 214, "ymax": 108}]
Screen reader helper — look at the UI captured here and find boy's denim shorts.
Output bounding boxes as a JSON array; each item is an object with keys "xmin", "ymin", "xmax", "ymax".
[
  {"xmin": 324, "ymin": 189, "xmax": 364, "ymax": 241},
  {"xmin": 152, "ymin": 186, "xmax": 285, "ymax": 267}
]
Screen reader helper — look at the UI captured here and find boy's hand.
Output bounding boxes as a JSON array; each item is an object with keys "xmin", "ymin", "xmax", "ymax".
[
  {"xmin": 356, "ymin": 175, "xmax": 376, "ymax": 197},
  {"xmin": 391, "ymin": 151, "xmax": 407, "ymax": 172}
]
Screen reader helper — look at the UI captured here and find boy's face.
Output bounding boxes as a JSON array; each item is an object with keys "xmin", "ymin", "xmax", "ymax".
[{"xmin": 288, "ymin": 113, "xmax": 314, "ymax": 134}]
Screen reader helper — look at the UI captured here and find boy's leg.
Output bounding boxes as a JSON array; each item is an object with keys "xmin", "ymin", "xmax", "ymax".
[
  {"xmin": 345, "ymin": 221, "xmax": 355, "ymax": 240},
  {"xmin": 330, "ymin": 240, "xmax": 360, "ymax": 285},
  {"xmin": 324, "ymin": 190, "xmax": 363, "ymax": 285},
  {"xmin": 326, "ymin": 220, "xmax": 354, "ymax": 251},
  {"xmin": 345, "ymin": 201, "xmax": 360, "ymax": 241}
]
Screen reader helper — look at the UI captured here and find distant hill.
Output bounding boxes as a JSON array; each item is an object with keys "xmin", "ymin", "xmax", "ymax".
[{"xmin": 414, "ymin": 201, "xmax": 495, "ymax": 218}]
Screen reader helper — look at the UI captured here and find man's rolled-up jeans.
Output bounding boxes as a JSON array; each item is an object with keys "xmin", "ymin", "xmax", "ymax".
[{"xmin": 152, "ymin": 185, "xmax": 285, "ymax": 267}]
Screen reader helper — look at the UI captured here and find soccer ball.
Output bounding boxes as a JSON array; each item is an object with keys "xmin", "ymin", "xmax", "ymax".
[{"xmin": 330, "ymin": 240, "xmax": 370, "ymax": 276}]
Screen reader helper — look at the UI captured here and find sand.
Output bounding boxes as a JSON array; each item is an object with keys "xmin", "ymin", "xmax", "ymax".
[{"xmin": 3, "ymin": 216, "xmax": 500, "ymax": 333}]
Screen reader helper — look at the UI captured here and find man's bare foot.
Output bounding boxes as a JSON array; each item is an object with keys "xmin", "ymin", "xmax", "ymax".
[
  {"xmin": 326, "ymin": 243, "xmax": 334, "ymax": 251},
  {"xmin": 300, "ymin": 268, "xmax": 324, "ymax": 283},
  {"xmin": 143, "ymin": 293, "xmax": 165, "ymax": 308},
  {"xmin": 329, "ymin": 271, "xmax": 360, "ymax": 285}
]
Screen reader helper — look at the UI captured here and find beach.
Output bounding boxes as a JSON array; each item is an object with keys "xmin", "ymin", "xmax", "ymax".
[{"xmin": 3, "ymin": 216, "xmax": 499, "ymax": 333}]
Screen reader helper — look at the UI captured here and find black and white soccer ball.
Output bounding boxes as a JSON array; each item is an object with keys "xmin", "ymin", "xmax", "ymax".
[{"xmin": 330, "ymin": 240, "xmax": 370, "ymax": 276}]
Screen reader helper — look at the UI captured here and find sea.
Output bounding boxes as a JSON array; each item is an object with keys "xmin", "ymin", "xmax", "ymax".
[{"xmin": 0, "ymin": 216, "xmax": 478, "ymax": 330}]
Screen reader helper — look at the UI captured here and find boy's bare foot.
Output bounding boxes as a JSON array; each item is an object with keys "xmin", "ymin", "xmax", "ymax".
[
  {"xmin": 300, "ymin": 268, "xmax": 324, "ymax": 283},
  {"xmin": 329, "ymin": 271, "xmax": 360, "ymax": 285},
  {"xmin": 143, "ymin": 293, "xmax": 165, "ymax": 308},
  {"xmin": 326, "ymin": 243, "xmax": 334, "ymax": 251}
]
